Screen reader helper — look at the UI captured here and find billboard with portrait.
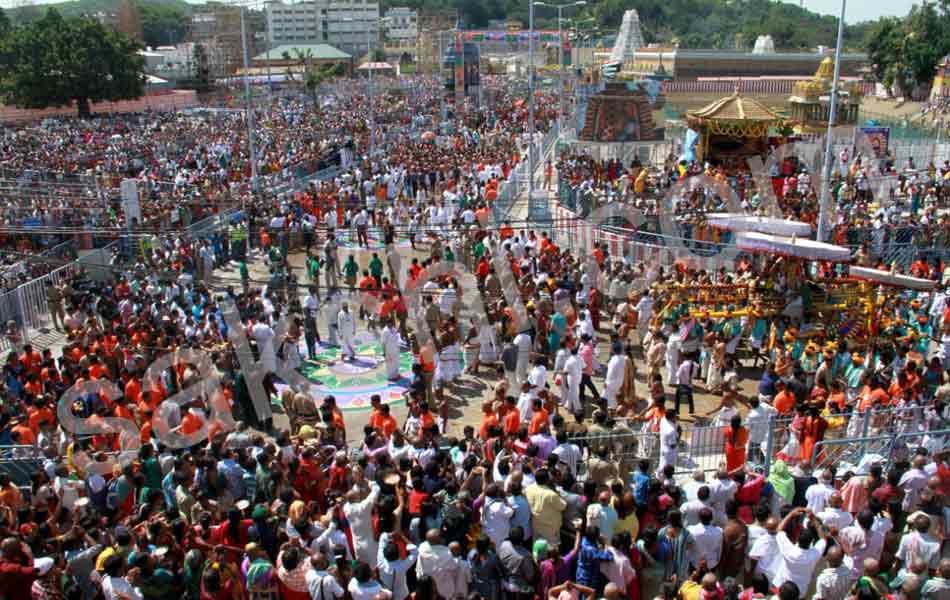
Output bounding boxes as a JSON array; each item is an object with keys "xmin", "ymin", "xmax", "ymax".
[{"xmin": 860, "ymin": 127, "xmax": 890, "ymax": 159}]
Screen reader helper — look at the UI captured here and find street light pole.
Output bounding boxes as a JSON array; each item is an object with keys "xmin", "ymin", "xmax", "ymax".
[
  {"xmin": 816, "ymin": 0, "xmax": 846, "ymax": 243},
  {"xmin": 528, "ymin": 0, "xmax": 535, "ymax": 195},
  {"xmin": 367, "ymin": 22, "xmax": 374, "ymax": 156},
  {"xmin": 240, "ymin": 5, "xmax": 260, "ymax": 255},
  {"xmin": 534, "ymin": 1, "xmax": 586, "ymax": 136},
  {"xmin": 343, "ymin": 16, "xmax": 376, "ymax": 156}
]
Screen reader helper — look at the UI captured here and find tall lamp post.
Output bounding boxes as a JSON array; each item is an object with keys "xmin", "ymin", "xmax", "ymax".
[
  {"xmin": 528, "ymin": 0, "xmax": 535, "ymax": 196},
  {"xmin": 343, "ymin": 15, "xmax": 383, "ymax": 156},
  {"xmin": 239, "ymin": 5, "xmax": 259, "ymax": 256},
  {"xmin": 533, "ymin": 1, "xmax": 585, "ymax": 135},
  {"xmin": 816, "ymin": 0, "xmax": 846, "ymax": 242}
]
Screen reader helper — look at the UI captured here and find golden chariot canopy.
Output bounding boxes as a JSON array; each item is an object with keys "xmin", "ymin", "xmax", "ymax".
[{"xmin": 686, "ymin": 91, "xmax": 783, "ymax": 139}]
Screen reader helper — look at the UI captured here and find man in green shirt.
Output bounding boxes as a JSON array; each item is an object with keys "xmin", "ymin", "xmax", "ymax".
[
  {"xmin": 473, "ymin": 239, "xmax": 486, "ymax": 261},
  {"xmin": 306, "ymin": 254, "xmax": 322, "ymax": 284},
  {"xmin": 369, "ymin": 253, "xmax": 384, "ymax": 281},
  {"xmin": 343, "ymin": 255, "xmax": 360, "ymax": 294},
  {"xmin": 239, "ymin": 261, "xmax": 249, "ymax": 294}
]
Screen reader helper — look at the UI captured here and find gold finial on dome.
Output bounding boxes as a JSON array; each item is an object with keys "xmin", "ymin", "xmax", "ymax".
[{"xmin": 815, "ymin": 56, "xmax": 834, "ymax": 81}]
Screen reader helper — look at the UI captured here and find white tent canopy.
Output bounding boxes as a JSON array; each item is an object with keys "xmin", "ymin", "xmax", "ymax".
[
  {"xmin": 848, "ymin": 266, "xmax": 937, "ymax": 291},
  {"xmin": 706, "ymin": 213, "xmax": 812, "ymax": 237},
  {"xmin": 736, "ymin": 232, "xmax": 851, "ymax": 262}
]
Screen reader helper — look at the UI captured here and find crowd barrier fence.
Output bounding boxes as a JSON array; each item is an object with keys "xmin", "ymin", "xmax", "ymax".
[
  {"xmin": 553, "ymin": 191, "xmax": 950, "ymax": 270},
  {"xmin": 570, "ymin": 405, "xmax": 950, "ymax": 482},
  {"xmin": 491, "ymin": 127, "xmax": 560, "ymax": 224}
]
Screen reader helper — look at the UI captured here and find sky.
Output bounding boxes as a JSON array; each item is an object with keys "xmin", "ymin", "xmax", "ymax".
[
  {"xmin": 796, "ymin": 0, "xmax": 919, "ymax": 23},
  {"xmin": 0, "ymin": 0, "xmax": 922, "ymax": 26}
]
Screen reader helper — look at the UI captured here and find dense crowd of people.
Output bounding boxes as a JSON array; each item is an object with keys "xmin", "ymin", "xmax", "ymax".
[{"xmin": 0, "ymin": 70, "xmax": 949, "ymax": 600}]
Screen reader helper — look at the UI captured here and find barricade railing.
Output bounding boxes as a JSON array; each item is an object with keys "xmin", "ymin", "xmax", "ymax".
[
  {"xmin": 563, "ymin": 405, "xmax": 950, "ymax": 481},
  {"xmin": 0, "ymin": 261, "xmax": 77, "ymax": 344},
  {"xmin": 812, "ymin": 428, "xmax": 950, "ymax": 473},
  {"xmin": 491, "ymin": 128, "xmax": 559, "ymax": 224},
  {"xmin": 554, "ymin": 194, "xmax": 950, "ymax": 270},
  {"xmin": 763, "ymin": 404, "xmax": 932, "ymax": 471}
]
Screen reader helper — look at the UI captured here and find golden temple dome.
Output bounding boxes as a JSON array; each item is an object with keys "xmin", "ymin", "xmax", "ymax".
[{"xmin": 815, "ymin": 56, "xmax": 834, "ymax": 81}]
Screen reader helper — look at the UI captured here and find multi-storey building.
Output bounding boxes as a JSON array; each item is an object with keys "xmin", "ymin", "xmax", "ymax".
[{"xmin": 265, "ymin": 0, "xmax": 380, "ymax": 57}]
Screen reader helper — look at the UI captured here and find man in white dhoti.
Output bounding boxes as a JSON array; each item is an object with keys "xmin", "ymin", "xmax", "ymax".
[
  {"xmin": 325, "ymin": 288, "xmax": 341, "ymax": 346},
  {"xmin": 665, "ymin": 332, "xmax": 682, "ymax": 387},
  {"xmin": 337, "ymin": 303, "xmax": 357, "ymax": 361},
  {"xmin": 635, "ymin": 291, "xmax": 654, "ymax": 344},
  {"xmin": 380, "ymin": 320, "xmax": 402, "ymax": 380},
  {"xmin": 562, "ymin": 346, "xmax": 583, "ymax": 416},
  {"xmin": 416, "ymin": 530, "xmax": 461, "ymax": 600},
  {"xmin": 513, "ymin": 330, "xmax": 532, "ymax": 386},
  {"xmin": 658, "ymin": 411, "xmax": 679, "ymax": 476},
  {"xmin": 251, "ymin": 318, "xmax": 277, "ymax": 373},
  {"xmin": 527, "ymin": 357, "xmax": 547, "ymax": 395},
  {"xmin": 343, "ymin": 471, "xmax": 382, "ymax": 568},
  {"xmin": 603, "ymin": 342, "xmax": 625, "ymax": 411}
]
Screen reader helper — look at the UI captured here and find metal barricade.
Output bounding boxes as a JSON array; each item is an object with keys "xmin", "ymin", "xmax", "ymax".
[
  {"xmin": 810, "ymin": 428, "xmax": 950, "ymax": 473},
  {"xmin": 562, "ymin": 406, "xmax": 950, "ymax": 482}
]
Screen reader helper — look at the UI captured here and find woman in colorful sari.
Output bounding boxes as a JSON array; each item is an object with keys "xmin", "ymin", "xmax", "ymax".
[
  {"xmin": 723, "ymin": 415, "xmax": 749, "ymax": 472},
  {"xmin": 733, "ymin": 469, "xmax": 767, "ymax": 524},
  {"xmin": 799, "ymin": 406, "xmax": 828, "ymax": 467}
]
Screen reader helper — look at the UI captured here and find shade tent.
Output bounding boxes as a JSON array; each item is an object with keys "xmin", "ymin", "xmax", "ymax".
[
  {"xmin": 735, "ymin": 231, "xmax": 851, "ymax": 262},
  {"xmin": 848, "ymin": 266, "xmax": 937, "ymax": 291},
  {"xmin": 706, "ymin": 213, "xmax": 812, "ymax": 237}
]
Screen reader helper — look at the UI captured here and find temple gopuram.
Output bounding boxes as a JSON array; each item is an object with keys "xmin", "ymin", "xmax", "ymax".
[{"xmin": 578, "ymin": 81, "xmax": 664, "ymax": 142}]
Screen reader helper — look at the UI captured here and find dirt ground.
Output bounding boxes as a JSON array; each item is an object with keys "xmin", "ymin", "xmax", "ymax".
[{"xmin": 211, "ymin": 240, "xmax": 755, "ymax": 445}]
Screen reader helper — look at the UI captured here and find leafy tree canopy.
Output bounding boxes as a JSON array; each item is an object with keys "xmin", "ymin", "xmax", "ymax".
[
  {"xmin": 864, "ymin": 2, "xmax": 950, "ymax": 95},
  {"xmin": 0, "ymin": 8, "xmax": 145, "ymax": 117}
]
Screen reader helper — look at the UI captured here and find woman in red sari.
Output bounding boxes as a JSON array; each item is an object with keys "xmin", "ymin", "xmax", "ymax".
[
  {"xmin": 799, "ymin": 406, "xmax": 829, "ymax": 466},
  {"xmin": 723, "ymin": 415, "xmax": 749, "ymax": 472},
  {"xmin": 733, "ymin": 468, "xmax": 767, "ymax": 524}
]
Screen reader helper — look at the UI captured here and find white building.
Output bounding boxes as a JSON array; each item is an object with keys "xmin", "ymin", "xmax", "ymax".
[
  {"xmin": 384, "ymin": 7, "xmax": 417, "ymax": 43},
  {"xmin": 265, "ymin": 0, "xmax": 380, "ymax": 56}
]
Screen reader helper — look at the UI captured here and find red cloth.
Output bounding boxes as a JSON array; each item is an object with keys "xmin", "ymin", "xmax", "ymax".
[{"xmin": 0, "ymin": 559, "xmax": 37, "ymax": 600}]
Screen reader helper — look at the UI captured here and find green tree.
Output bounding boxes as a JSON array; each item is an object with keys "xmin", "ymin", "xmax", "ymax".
[
  {"xmin": 865, "ymin": 6, "xmax": 950, "ymax": 97},
  {"xmin": 0, "ymin": 8, "xmax": 10, "ymax": 38},
  {"xmin": 865, "ymin": 17, "xmax": 903, "ymax": 82},
  {"xmin": 902, "ymin": 4, "xmax": 949, "ymax": 88},
  {"xmin": 138, "ymin": 3, "xmax": 188, "ymax": 48},
  {"xmin": 0, "ymin": 9, "xmax": 145, "ymax": 117}
]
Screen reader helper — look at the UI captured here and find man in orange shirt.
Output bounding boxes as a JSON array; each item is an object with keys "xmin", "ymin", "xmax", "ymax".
[
  {"xmin": 88, "ymin": 356, "xmax": 109, "ymax": 380},
  {"xmin": 479, "ymin": 401, "xmax": 499, "ymax": 440},
  {"xmin": 10, "ymin": 419, "xmax": 34, "ymax": 446},
  {"xmin": 773, "ymin": 380, "xmax": 795, "ymax": 415},
  {"xmin": 528, "ymin": 398, "xmax": 549, "ymax": 435},
  {"xmin": 858, "ymin": 379, "xmax": 891, "ymax": 412},
  {"xmin": 376, "ymin": 404, "xmax": 398, "ymax": 439},
  {"xmin": 368, "ymin": 394, "xmax": 385, "ymax": 430},
  {"xmin": 499, "ymin": 221, "xmax": 514, "ymax": 240},
  {"xmin": 826, "ymin": 381, "xmax": 847, "ymax": 411},
  {"xmin": 19, "ymin": 344, "xmax": 41, "ymax": 377},
  {"xmin": 124, "ymin": 374, "xmax": 142, "ymax": 405},
  {"xmin": 418, "ymin": 401, "xmax": 437, "ymax": 432},
  {"xmin": 503, "ymin": 396, "xmax": 520, "ymax": 435},
  {"xmin": 26, "ymin": 398, "xmax": 54, "ymax": 435},
  {"xmin": 358, "ymin": 270, "xmax": 378, "ymax": 320}
]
